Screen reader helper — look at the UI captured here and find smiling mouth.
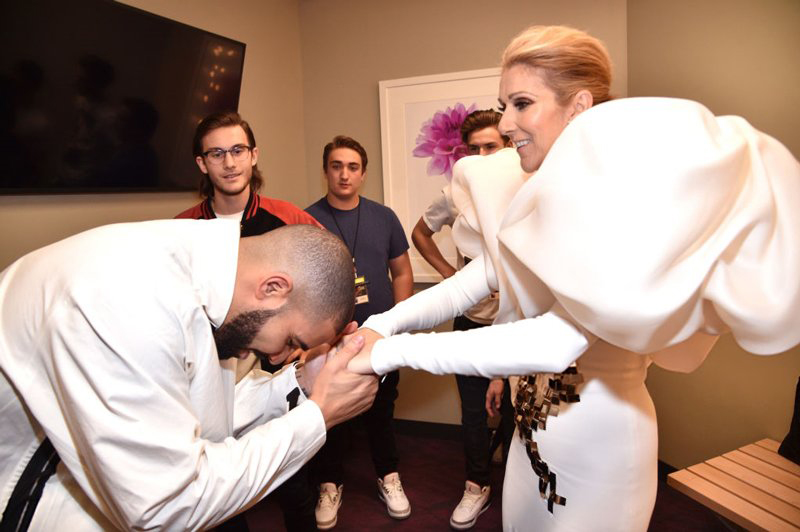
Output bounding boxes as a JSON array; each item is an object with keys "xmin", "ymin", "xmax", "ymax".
[{"xmin": 514, "ymin": 140, "xmax": 531, "ymax": 148}]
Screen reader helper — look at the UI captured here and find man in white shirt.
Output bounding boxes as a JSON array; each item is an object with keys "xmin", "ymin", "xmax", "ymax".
[
  {"xmin": 410, "ymin": 110, "xmax": 513, "ymax": 530},
  {"xmin": 0, "ymin": 220, "xmax": 377, "ymax": 531}
]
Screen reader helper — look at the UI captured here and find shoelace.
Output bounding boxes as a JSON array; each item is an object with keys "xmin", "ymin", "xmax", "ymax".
[
  {"xmin": 318, "ymin": 490, "xmax": 339, "ymax": 508},
  {"xmin": 458, "ymin": 489, "xmax": 483, "ymax": 510},
  {"xmin": 383, "ymin": 478, "xmax": 404, "ymax": 497}
]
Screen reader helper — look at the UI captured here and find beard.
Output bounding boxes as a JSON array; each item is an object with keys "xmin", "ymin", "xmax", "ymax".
[{"xmin": 213, "ymin": 308, "xmax": 281, "ymax": 360}]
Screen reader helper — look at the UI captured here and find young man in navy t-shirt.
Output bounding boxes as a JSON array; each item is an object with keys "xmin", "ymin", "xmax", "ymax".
[{"xmin": 306, "ymin": 135, "xmax": 413, "ymax": 529}]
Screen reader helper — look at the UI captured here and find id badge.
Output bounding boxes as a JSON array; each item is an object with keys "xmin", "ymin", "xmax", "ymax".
[{"xmin": 354, "ymin": 275, "xmax": 369, "ymax": 305}]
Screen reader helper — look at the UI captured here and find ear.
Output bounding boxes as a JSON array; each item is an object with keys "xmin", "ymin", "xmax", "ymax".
[
  {"xmin": 569, "ymin": 89, "xmax": 594, "ymax": 121},
  {"xmin": 256, "ymin": 273, "xmax": 293, "ymax": 307},
  {"xmin": 251, "ymin": 146, "xmax": 259, "ymax": 167},
  {"xmin": 342, "ymin": 321, "xmax": 358, "ymax": 335},
  {"xmin": 195, "ymin": 155, "xmax": 208, "ymax": 174}
]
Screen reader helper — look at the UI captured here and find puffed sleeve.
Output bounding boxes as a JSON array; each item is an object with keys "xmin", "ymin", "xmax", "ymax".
[{"xmin": 492, "ymin": 97, "xmax": 800, "ymax": 359}]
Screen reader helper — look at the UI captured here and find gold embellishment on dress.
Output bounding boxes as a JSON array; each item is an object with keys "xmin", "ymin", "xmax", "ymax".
[{"xmin": 514, "ymin": 367, "xmax": 583, "ymax": 513}]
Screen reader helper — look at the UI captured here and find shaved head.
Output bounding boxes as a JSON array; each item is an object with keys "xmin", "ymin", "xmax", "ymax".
[{"xmin": 241, "ymin": 225, "xmax": 355, "ymax": 333}]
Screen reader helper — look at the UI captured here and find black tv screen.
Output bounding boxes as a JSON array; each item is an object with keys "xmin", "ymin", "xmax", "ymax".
[{"xmin": 1, "ymin": 0, "xmax": 245, "ymax": 194}]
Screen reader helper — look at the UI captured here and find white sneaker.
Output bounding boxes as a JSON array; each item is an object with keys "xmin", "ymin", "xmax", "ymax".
[
  {"xmin": 449, "ymin": 481, "xmax": 491, "ymax": 530},
  {"xmin": 315, "ymin": 482, "xmax": 343, "ymax": 530},
  {"xmin": 377, "ymin": 472, "xmax": 411, "ymax": 519}
]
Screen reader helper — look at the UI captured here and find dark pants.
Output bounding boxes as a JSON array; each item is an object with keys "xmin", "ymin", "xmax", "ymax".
[
  {"xmin": 495, "ymin": 379, "xmax": 515, "ymax": 466},
  {"xmin": 270, "ymin": 464, "xmax": 317, "ymax": 531},
  {"xmin": 453, "ymin": 315, "xmax": 514, "ymax": 487},
  {"xmin": 255, "ymin": 359, "xmax": 318, "ymax": 531},
  {"xmin": 455, "ymin": 372, "xmax": 492, "ymax": 486},
  {"xmin": 313, "ymin": 369, "xmax": 401, "ymax": 484},
  {"xmin": 215, "ymin": 468, "xmax": 316, "ymax": 532}
]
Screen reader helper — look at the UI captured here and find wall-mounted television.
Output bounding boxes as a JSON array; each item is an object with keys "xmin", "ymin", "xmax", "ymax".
[{"xmin": 0, "ymin": 0, "xmax": 246, "ymax": 194}]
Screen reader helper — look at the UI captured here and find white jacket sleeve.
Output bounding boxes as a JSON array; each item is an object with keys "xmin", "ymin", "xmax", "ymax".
[
  {"xmin": 233, "ymin": 364, "xmax": 310, "ymax": 437},
  {"xmin": 371, "ymin": 307, "xmax": 595, "ymax": 379},
  {"xmin": 363, "ymin": 254, "xmax": 494, "ymax": 336},
  {"xmin": 38, "ymin": 299, "xmax": 326, "ymax": 531}
]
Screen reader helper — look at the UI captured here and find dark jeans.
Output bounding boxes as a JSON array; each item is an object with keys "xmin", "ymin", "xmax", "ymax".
[
  {"xmin": 313, "ymin": 369, "xmax": 401, "ymax": 484},
  {"xmin": 453, "ymin": 315, "xmax": 514, "ymax": 487},
  {"xmin": 255, "ymin": 359, "xmax": 319, "ymax": 531},
  {"xmin": 269, "ymin": 464, "xmax": 316, "ymax": 531}
]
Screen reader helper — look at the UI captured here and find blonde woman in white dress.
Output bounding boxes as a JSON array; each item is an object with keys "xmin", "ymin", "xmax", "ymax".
[{"xmin": 345, "ymin": 25, "xmax": 800, "ymax": 531}]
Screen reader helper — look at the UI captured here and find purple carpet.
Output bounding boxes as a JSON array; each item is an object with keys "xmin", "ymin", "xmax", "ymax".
[{"xmin": 242, "ymin": 424, "xmax": 728, "ymax": 531}]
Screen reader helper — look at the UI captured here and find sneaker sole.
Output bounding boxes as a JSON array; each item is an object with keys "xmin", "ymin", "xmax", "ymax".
[
  {"xmin": 449, "ymin": 499, "xmax": 491, "ymax": 530},
  {"xmin": 316, "ymin": 501, "xmax": 342, "ymax": 530},
  {"xmin": 378, "ymin": 491, "xmax": 411, "ymax": 520}
]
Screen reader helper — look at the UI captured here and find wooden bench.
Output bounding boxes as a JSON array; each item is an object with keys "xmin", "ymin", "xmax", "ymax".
[{"xmin": 667, "ymin": 438, "xmax": 800, "ymax": 531}]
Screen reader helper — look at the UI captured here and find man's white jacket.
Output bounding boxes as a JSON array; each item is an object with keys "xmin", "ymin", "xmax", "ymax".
[{"xmin": 0, "ymin": 219, "xmax": 326, "ymax": 530}]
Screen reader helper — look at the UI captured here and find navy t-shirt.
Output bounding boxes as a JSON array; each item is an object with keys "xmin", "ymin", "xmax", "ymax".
[{"xmin": 306, "ymin": 196, "xmax": 409, "ymax": 325}]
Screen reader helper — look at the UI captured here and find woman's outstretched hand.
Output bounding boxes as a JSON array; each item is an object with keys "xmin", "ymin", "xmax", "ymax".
[{"xmin": 342, "ymin": 328, "xmax": 384, "ymax": 375}]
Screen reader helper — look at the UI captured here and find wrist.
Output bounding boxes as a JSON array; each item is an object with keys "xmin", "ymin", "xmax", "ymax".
[{"xmin": 293, "ymin": 361, "xmax": 311, "ymax": 397}]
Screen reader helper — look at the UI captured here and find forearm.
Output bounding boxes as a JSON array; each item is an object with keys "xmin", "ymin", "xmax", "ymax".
[
  {"xmin": 173, "ymin": 402, "xmax": 326, "ymax": 529},
  {"xmin": 388, "ymin": 252, "xmax": 414, "ymax": 304},
  {"xmin": 364, "ymin": 255, "xmax": 492, "ymax": 336},
  {"xmin": 391, "ymin": 271, "xmax": 413, "ymax": 303},
  {"xmin": 370, "ymin": 309, "xmax": 594, "ymax": 378},
  {"xmin": 412, "ymin": 225, "xmax": 456, "ymax": 278},
  {"xmin": 233, "ymin": 363, "xmax": 309, "ymax": 435},
  {"xmin": 134, "ymin": 367, "xmax": 326, "ymax": 529},
  {"xmin": 69, "ymin": 384, "xmax": 326, "ymax": 531}
]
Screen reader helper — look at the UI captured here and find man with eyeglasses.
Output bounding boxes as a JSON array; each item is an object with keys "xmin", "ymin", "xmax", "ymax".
[{"xmin": 176, "ymin": 111, "xmax": 320, "ymax": 235}]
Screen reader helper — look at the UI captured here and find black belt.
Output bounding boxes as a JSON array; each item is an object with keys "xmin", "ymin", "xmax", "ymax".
[{"xmin": 0, "ymin": 438, "xmax": 61, "ymax": 532}]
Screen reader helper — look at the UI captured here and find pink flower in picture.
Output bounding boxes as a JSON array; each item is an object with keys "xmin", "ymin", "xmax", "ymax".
[{"xmin": 412, "ymin": 102, "xmax": 476, "ymax": 180}]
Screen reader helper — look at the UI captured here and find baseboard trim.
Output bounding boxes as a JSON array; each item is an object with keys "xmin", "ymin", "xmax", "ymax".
[{"xmin": 657, "ymin": 460, "xmax": 677, "ymax": 482}]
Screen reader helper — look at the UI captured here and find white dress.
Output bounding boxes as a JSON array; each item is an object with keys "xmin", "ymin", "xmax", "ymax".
[{"xmin": 363, "ymin": 98, "xmax": 800, "ymax": 531}]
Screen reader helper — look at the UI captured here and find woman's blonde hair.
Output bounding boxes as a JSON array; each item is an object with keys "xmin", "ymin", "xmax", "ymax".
[{"xmin": 501, "ymin": 25, "xmax": 613, "ymax": 105}]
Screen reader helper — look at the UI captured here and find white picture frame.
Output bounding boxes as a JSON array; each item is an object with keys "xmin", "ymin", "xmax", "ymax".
[{"xmin": 379, "ymin": 67, "xmax": 501, "ymax": 282}]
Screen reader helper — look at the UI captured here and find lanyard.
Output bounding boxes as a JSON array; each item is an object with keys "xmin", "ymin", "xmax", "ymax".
[{"xmin": 326, "ymin": 199, "xmax": 361, "ymax": 270}]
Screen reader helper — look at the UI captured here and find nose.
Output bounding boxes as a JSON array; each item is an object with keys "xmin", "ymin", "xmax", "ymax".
[
  {"xmin": 222, "ymin": 150, "xmax": 236, "ymax": 168},
  {"xmin": 498, "ymin": 111, "xmax": 513, "ymax": 137}
]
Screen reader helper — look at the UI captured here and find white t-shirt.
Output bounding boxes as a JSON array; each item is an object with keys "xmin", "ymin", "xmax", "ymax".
[
  {"xmin": 215, "ymin": 210, "xmax": 244, "ymax": 221},
  {"xmin": 422, "ymin": 190, "xmax": 498, "ymax": 324}
]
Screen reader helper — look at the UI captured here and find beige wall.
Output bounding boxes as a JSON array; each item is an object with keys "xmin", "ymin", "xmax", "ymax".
[
  {"xmin": 298, "ymin": 0, "xmax": 628, "ymax": 204},
  {"xmin": 0, "ymin": 0, "xmax": 307, "ymax": 269},
  {"xmin": 628, "ymin": 0, "xmax": 800, "ymax": 158},
  {"xmin": 628, "ymin": 0, "xmax": 800, "ymax": 467},
  {"xmin": 296, "ymin": 0, "xmax": 628, "ymax": 424}
]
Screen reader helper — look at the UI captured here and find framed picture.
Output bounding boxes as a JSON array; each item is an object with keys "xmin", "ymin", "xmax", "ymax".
[{"xmin": 379, "ymin": 67, "xmax": 501, "ymax": 282}]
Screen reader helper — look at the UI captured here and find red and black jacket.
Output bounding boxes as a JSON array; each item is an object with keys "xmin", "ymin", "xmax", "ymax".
[{"xmin": 175, "ymin": 191, "xmax": 321, "ymax": 237}]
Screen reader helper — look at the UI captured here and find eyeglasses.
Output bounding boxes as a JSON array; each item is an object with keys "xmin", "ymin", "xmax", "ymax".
[{"xmin": 202, "ymin": 144, "xmax": 252, "ymax": 164}]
